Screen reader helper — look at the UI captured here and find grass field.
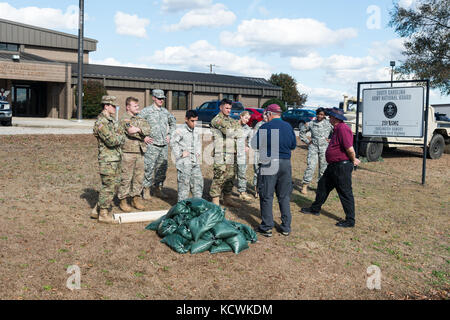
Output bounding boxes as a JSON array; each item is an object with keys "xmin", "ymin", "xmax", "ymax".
[{"xmin": 0, "ymin": 134, "xmax": 448, "ymax": 300}]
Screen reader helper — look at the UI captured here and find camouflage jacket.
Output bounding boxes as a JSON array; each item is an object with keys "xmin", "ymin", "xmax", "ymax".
[
  {"xmin": 93, "ymin": 110, "xmax": 125, "ymax": 162},
  {"xmin": 138, "ymin": 104, "xmax": 177, "ymax": 146},
  {"xmin": 120, "ymin": 112, "xmax": 151, "ymax": 154},
  {"xmin": 299, "ymin": 119, "xmax": 333, "ymax": 148},
  {"xmin": 170, "ymin": 123, "xmax": 202, "ymax": 166},
  {"xmin": 211, "ymin": 112, "xmax": 243, "ymax": 163}
]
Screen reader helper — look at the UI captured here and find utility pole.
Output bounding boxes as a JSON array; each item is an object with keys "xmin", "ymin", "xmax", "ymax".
[
  {"xmin": 209, "ymin": 64, "xmax": 216, "ymax": 74},
  {"xmin": 77, "ymin": 0, "xmax": 84, "ymax": 121}
]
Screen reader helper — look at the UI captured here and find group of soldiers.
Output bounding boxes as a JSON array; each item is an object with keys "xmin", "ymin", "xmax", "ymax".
[
  {"xmin": 91, "ymin": 93, "xmax": 258, "ymax": 224},
  {"xmin": 91, "ymin": 90, "xmax": 334, "ymax": 225}
]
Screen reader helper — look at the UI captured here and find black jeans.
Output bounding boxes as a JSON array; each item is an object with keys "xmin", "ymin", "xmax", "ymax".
[
  {"xmin": 311, "ymin": 161, "xmax": 355, "ymax": 223},
  {"xmin": 258, "ymin": 159, "xmax": 293, "ymax": 233}
]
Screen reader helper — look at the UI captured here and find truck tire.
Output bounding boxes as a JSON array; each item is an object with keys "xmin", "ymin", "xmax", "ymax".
[
  {"xmin": 427, "ymin": 134, "xmax": 444, "ymax": 159},
  {"xmin": 360, "ymin": 138, "xmax": 383, "ymax": 162}
]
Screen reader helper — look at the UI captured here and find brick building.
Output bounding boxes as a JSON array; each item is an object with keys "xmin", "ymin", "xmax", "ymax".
[{"xmin": 0, "ymin": 18, "xmax": 281, "ymax": 120}]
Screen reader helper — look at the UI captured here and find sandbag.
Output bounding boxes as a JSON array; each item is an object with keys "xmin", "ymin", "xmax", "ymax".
[
  {"xmin": 225, "ymin": 233, "xmax": 249, "ymax": 254},
  {"xmin": 173, "ymin": 213, "xmax": 191, "ymax": 226},
  {"xmin": 145, "ymin": 214, "xmax": 167, "ymax": 231},
  {"xmin": 187, "ymin": 198, "xmax": 220, "ymax": 217},
  {"xmin": 157, "ymin": 218, "xmax": 178, "ymax": 237},
  {"xmin": 229, "ymin": 221, "xmax": 258, "ymax": 243},
  {"xmin": 161, "ymin": 234, "xmax": 191, "ymax": 254},
  {"xmin": 175, "ymin": 224, "xmax": 193, "ymax": 241},
  {"xmin": 210, "ymin": 241, "xmax": 233, "ymax": 254},
  {"xmin": 166, "ymin": 201, "xmax": 191, "ymax": 218},
  {"xmin": 190, "ymin": 231, "xmax": 218, "ymax": 254},
  {"xmin": 189, "ymin": 206, "xmax": 225, "ymax": 241},
  {"xmin": 211, "ymin": 221, "xmax": 239, "ymax": 239}
]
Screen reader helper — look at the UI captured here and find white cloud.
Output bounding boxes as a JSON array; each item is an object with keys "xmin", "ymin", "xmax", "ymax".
[
  {"xmin": 166, "ymin": 3, "xmax": 236, "ymax": 31},
  {"xmin": 161, "ymin": 0, "xmax": 212, "ymax": 12},
  {"xmin": 0, "ymin": 2, "xmax": 79, "ymax": 30},
  {"xmin": 398, "ymin": 0, "xmax": 417, "ymax": 9},
  {"xmin": 90, "ymin": 57, "xmax": 149, "ymax": 69},
  {"xmin": 368, "ymin": 38, "xmax": 406, "ymax": 63},
  {"xmin": 220, "ymin": 18, "xmax": 358, "ymax": 54},
  {"xmin": 148, "ymin": 40, "xmax": 271, "ymax": 78},
  {"xmin": 298, "ymin": 84, "xmax": 347, "ymax": 108},
  {"xmin": 290, "ymin": 52, "xmax": 324, "ymax": 70},
  {"xmin": 114, "ymin": 11, "xmax": 150, "ymax": 38}
]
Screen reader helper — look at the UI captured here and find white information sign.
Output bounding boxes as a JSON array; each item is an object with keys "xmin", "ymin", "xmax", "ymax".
[{"xmin": 362, "ymin": 87, "xmax": 424, "ymax": 137}]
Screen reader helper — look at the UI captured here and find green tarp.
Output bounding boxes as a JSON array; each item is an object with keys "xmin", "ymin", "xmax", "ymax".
[{"xmin": 146, "ymin": 198, "xmax": 257, "ymax": 255}]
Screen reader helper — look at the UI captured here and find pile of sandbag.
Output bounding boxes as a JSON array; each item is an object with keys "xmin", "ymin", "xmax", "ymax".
[{"xmin": 146, "ymin": 198, "xmax": 257, "ymax": 254}]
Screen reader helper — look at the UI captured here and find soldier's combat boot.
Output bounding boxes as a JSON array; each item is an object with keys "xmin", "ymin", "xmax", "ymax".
[
  {"xmin": 239, "ymin": 192, "xmax": 252, "ymax": 201},
  {"xmin": 223, "ymin": 194, "xmax": 239, "ymax": 208},
  {"xmin": 90, "ymin": 204, "xmax": 99, "ymax": 219},
  {"xmin": 142, "ymin": 187, "xmax": 152, "ymax": 200},
  {"xmin": 301, "ymin": 184, "xmax": 308, "ymax": 195},
  {"xmin": 254, "ymin": 186, "xmax": 259, "ymax": 199},
  {"xmin": 98, "ymin": 209, "xmax": 118, "ymax": 224},
  {"xmin": 132, "ymin": 196, "xmax": 145, "ymax": 210},
  {"xmin": 119, "ymin": 198, "xmax": 133, "ymax": 212},
  {"xmin": 212, "ymin": 197, "xmax": 220, "ymax": 206}
]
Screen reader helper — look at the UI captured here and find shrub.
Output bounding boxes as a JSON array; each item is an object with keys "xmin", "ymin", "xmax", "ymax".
[
  {"xmin": 262, "ymin": 98, "xmax": 286, "ymax": 112},
  {"xmin": 74, "ymin": 80, "xmax": 108, "ymax": 119}
]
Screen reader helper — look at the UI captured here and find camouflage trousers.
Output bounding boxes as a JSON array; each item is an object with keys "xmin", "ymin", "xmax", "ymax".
[
  {"xmin": 97, "ymin": 161, "xmax": 121, "ymax": 210},
  {"xmin": 253, "ymin": 163, "xmax": 260, "ymax": 187},
  {"xmin": 302, "ymin": 145, "xmax": 328, "ymax": 185},
  {"xmin": 143, "ymin": 144, "xmax": 168, "ymax": 188},
  {"xmin": 176, "ymin": 162, "xmax": 203, "ymax": 202},
  {"xmin": 210, "ymin": 161, "xmax": 237, "ymax": 198},
  {"xmin": 237, "ymin": 163, "xmax": 248, "ymax": 193},
  {"xmin": 118, "ymin": 152, "xmax": 145, "ymax": 200}
]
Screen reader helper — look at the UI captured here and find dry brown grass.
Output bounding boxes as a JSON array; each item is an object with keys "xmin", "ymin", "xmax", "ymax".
[{"xmin": 0, "ymin": 135, "xmax": 448, "ymax": 300}]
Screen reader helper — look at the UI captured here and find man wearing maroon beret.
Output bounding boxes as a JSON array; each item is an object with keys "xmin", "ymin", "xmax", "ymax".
[{"xmin": 301, "ymin": 107, "xmax": 360, "ymax": 228}]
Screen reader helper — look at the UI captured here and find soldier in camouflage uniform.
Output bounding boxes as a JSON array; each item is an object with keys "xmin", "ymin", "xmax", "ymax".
[
  {"xmin": 171, "ymin": 110, "xmax": 203, "ymax": 202},
  {"xmin": 92, "ymin": 96, "xmax": 125, "ymax": 224},
  {"xmin": 299, "ymin": 107, "xmax": 333, "ymax": 194},
  {"xmin": 210, "ymin": 99, "xmax": 243, "ymax": 207},
  {"xmin": 138, "ymin": 89, "xmax": 177, "ymax": 200},
  {"xmin": 118, "ymin": 97, "xmax": 151, "ymax": 212},
  {"xmin": 236, "ymin": 111, "xmax": 253, "ymax": 201}
]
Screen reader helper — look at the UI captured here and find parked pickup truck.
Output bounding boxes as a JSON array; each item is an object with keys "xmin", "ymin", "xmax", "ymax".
[
  {"xmin": 196, "ymin": 100, "xmax": 245, "ymax": 123},
  {"xmin": 0, "ymin": 101, "xmax": 12, "ymax": 126},
  {"xmin": 340, "ymin": 95, "xmax": 450, "ymax": 161}
]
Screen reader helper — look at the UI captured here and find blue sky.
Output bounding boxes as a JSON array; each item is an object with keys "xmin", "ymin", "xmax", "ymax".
[{"xmin": 1, "ymin": 0, "xmax": 448, "ymax": 106}]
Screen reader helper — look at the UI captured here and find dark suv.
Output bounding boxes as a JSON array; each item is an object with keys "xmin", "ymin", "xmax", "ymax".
[
  {"xmin": 196, "ymin": 100, "xmax": 245, "ymax": 123},
  {"xmin": 0, "ymin": 101, "xmax": 12, "ymax": 126}
]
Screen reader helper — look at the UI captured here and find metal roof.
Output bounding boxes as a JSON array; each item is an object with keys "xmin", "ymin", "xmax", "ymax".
[
  {"xmin": 72, "ymin": 63, "xmax": 280, "ymax": 90},
  {"xmin": 0, "ymin": 18, "xmax": 97, "ymax": 52}
]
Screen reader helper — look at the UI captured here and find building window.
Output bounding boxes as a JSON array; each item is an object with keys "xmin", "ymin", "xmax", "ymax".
[
  {"xmin": 172, "ymin": 91, "xmax": 188, "ymax": 110},
  {"xmin": 223, "ymin": 94, "xmax": 237, "ymax": 101},
  {"xmin": 0, "ymin": 42, "xmax": 19, "ymax": 52}
]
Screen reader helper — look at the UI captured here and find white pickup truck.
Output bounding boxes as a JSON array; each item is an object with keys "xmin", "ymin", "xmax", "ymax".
[{"xmin": 340, "ymin": 95, "xmax": 450, "ymax": 161}]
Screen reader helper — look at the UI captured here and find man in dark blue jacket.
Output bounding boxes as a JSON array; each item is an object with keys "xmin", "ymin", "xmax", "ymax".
[{"xmin": 250, "ymin": 104, "xmax": 297, "ymax": 237}]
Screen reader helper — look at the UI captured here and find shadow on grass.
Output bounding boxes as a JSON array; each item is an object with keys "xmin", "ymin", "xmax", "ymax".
[
  {"xmin": 381, "ymin": 148, "xmax": 424, "ymax": 159},
  {"xmin": 291, "ymin": 192, "xmax": 342, "ymax": 222},
  {"xmin": 81, "ymin": 188, "xmax": 98, "ymax": 209}
]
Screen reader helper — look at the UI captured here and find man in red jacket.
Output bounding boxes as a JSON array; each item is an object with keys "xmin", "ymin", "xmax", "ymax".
[{"xmin": 301, "ymin": 107, "xmax": 360, "ymax": 228}]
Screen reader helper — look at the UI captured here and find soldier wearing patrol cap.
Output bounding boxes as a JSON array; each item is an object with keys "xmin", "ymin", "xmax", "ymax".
[
  {"xmin": 92, "ymin": 95, "xmax": 126, "ymax": 224},
  {"xmin": 138, "ymin": 89, "xmax": 177, "ymax": 200}
]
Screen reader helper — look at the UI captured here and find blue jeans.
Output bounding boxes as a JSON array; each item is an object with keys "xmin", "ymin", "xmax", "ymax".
[{"xmin": 257, "ymin": 159, "xmax": 293, "ymax": 233}]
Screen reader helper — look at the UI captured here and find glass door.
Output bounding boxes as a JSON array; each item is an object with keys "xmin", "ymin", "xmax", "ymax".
[{"xmin": 12, "ymin": 86, "xmax": 30, "ymax": 116}]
